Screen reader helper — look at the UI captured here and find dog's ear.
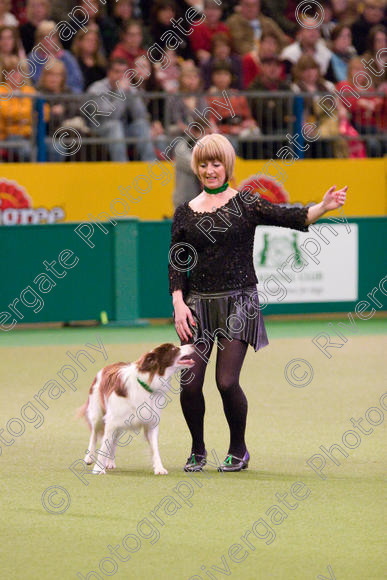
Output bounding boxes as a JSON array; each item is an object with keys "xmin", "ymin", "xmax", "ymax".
[{"xmin": 138, "ymin": 352, "xmax": 158, "ymax": 373}]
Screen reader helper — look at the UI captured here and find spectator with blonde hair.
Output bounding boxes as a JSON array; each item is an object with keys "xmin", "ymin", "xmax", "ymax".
[
  {"xmin": 19, "ymin": 0, "xmax": 50, "ymax": 54},
  {"xmin": 28, "ymin": 20, "xmax": 84, "ymax": 93},
  {"xmin": 0, "ymin": 55, "xmax": 36, "ymax": 161}
]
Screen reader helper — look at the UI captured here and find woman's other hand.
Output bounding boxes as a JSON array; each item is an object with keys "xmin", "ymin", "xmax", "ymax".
[
  {"xmin": 174, "ymin": 301, "xmax": 196, "ymax": 342},
  {"xmin": 322, "ymin": 184, "xmax": 348, "ymax": 212}
]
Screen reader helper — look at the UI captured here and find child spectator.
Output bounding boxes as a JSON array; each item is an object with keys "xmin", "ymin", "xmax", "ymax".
[
  {"xmin": 0, "ymin": 55, "xmax": 36, "ymax": 161},
  {"xmin": 19, "ymin": 0, "xmax": 50, "ymax": 54},
  {"xmin": 189, "ymin": 0, "xmax": 229, "ymax": 64},
  {"xmin": 242, "ymin": 31, "xmax": 285, "ymax": 88},
  {"xmin": 71, "ymin": 29, "xmax": 107, "ymax": 89},
  {"xmin": 0, "ymin": 25, "xmax": 24, "ymax": 58},
  {"xmin": 200, "ymin": 32, "xmax": 242, "ymax": 89},
  {"xmin": 326, "ymin": 24, "xmax": 356, "ymax": 83},
  {"xmin": 247, "ymin": 56, "xmax": 291, "ymax": 157},
  {"xmin": 207, "ymin": 61, "xmax": 259, "ymax": 155},
  {"xmin": 28, "ymin": 20, "xmax": 84, "ymax": 93}
]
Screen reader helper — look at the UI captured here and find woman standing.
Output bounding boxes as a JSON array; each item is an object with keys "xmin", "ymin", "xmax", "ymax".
[{"xmin": 168, "ymin": 133, "xmax": 347, "ymax": 472}]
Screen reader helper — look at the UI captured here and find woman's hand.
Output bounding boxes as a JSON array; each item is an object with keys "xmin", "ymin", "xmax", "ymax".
[
  {"xmin": 305, "ymin": 185, "xmax": 348, "ymax": 225},
  {"xmin": 173, "ymin": 300, "xmax": 196, "ymax": 342},
  {"xmin": 321, "ymin": 184, "xmax": 348, "ymax": 212}
]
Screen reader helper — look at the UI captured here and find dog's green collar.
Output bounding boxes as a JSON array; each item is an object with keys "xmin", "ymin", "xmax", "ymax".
[{"xmin": 137, "ymin": 377, "xmax": 154, "ymax": 393}]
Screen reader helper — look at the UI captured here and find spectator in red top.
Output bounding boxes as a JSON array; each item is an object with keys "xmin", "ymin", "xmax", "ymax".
[
  {"xmin": 336, "ymin": 55, "xmax": 386, "ymax": 156},
  {"xmin": 242, "ymin": 32, "xmax": 285, "ymax": 88},
  {"xmin": 207, "ymin": 61, "xmax": 259, "ymax": 156},
  {"xmin": 111, "ymin": 20, "xmax": 147, "ymax": 70},
  {"xmin": 190, "ymin": 0, "xmax": 229, "ymax": 64}
]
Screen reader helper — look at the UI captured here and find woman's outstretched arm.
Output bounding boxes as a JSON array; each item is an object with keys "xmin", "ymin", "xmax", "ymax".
[{"xmin": 305, "ymin": 185, "xmax": 348, "ymax": 226}]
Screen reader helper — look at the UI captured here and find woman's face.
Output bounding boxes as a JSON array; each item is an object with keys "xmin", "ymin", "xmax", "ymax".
[
  {"xmin": 124, "ymin": 25, "xmax": 142, "ymax": 49},
  {"xmin": 114, "ymin": 1, "xmax": 133, "ymax": 21},
  {"xmin": 334, "ymin": 27, "xmax": 351, "ymax": 52},
  {"xmin": 301, "ymin": 66, "xmax": 319, "ymax": 85},
  {"xmin": 0, "ymin": 29, "xmax": 15, "ymax": 54},
  {"xmin": 182, "ymin": 71, "xmax": 200, "ymax": 92},
  {"xmin": 373, "ymin": 30, "xmax": 386, "ymax": 53},
  {"xmin": 29, "ymin": 0, "xmax": 49, "ymax": 21},
  {"xmin": 198, "ymin": 159, "xmax": 227, "ymax": 190},
  {"xmin": 213, "ymin": 42, "xmax": 230, "ymax": 60},
  {"xmin": 212, "ymin": 70, "xmax": 232, "ymax": 90},
  {"xmin": 80, "ymin": 32, "xmax": 98, "ymax": 55},
  {"xmin": 43, "ymin": 68, "xmax": 64, "ymax": 92},
  {"xmin": 157, "ymin": 6, "xmax": 175, "ymax": 25}
]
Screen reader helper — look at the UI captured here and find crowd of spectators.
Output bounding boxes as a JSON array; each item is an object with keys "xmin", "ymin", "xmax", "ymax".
[{"xmin": 0, "ymin": 0, "xmax": 385, "ymax": 161}]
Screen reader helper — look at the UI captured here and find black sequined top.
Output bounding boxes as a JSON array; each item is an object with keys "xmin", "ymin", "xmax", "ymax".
[{"xmin": 168, "ymin": 191, "xmax": 310, "ymax": 296}]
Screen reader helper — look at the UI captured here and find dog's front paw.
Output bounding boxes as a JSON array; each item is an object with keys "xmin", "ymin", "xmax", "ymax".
[{"xmin": 154, "ymin": 466, "xmax": 168, "ymax": 475}]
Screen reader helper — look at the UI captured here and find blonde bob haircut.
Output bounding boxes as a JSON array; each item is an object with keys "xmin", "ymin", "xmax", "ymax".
[{"xmin": 191, "ymin": 134, "xmax": 236, "ymax": 182}]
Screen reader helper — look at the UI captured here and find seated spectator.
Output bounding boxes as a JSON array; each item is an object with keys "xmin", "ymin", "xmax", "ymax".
[
  {"xmin": 154, "ymin": 47, "xmax": 182, "ymax": 93},
  {"xmin": 165, "ymin": 64, "xmax": 208, "ymax": 138},
  {"xmin": 207, "ymin": 61, "xmax": 259, "ymax": 155},
  {"xmin": 28, "ymin": 20, "xmax": 84, "ymax": 93},
  {"xmin": 0, "ymin": 25, "xmax": 24, "ymax": 58},
  {"xmin": 227, "ymin": 0, "xmax": 288, "ymax": 56},
  {"xmin": 189, "ymin": 0, "xmax": 229, "ymax": 64},
  {"xmin": 330, "ymin": 0, "xmax": 359, "ymax": 25},
  {"xmin": 242, "ymin": 31, "xmax": 285, "ymax": 88},
  {"xmin": 87, "ymin": 58, "xmax": 157, "ymax": 162},
  {"xmin": 200, "ymin": 32, "xmax": 243, "ymax": 89},
  {"xmin": 351, "ymin": 0, "xmax": 386, "ymax": 56},
  {"xmin": 19, "ymin": 0, "xmax": 50, "ymax": 55},
  {"xmin": 71, "ymin": 29, "xmax": 107, "ymax": 89},
  {"xmin": 281, "ymin": 25, "xmax": 332, "ymax": 77},
  {"xmin": 247, "ymin": 56, "xmax": 291, "ymax": 157},
  {"xmin": 336, "ymin": 56, "xmax": 386, "ymax": 156},
  {"xmin": 290, "ymin": 55, "xmax": 342, "ymax": 158},
  {"xmin": 0, "ymin": 0, "xmax": 18, "ymax": 26},
  {"xmin": 102, "ymin": 0, "xmax": 135, "ymax": 54},
  {"xmin": 260, "ymin": 0, "xmax": 298, "ymax": 36},
  {"xmin": 0, "ymin": 55, "xmax": 36, "ymax": 161},
  {"xmin": 111, "ymin": 20, "xmax": 147, "ymax": 70},
  {"xmin": 37, "ymin": 60, "xmax": 85, "ymax": 161},
  {"xmin": 319, "ymin": 0, "xmax": 337, "ymax": 41},
  {"xmin": 362, "ymin": 24, "xmax": 387, "ymax": 88},
  {"xmin": 51, "ymin": 0, "xmax": 78, "ymax": 24},
  {"xmin": 149, "ymin": 0, "xmax": 194, "ymax": 61},
  {"xmin": 326, "ymin": 24, "xmax": 356, "ymax": 83}
]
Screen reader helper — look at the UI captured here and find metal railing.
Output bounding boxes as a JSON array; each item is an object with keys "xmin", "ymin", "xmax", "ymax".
[{"xmin": 0, "ymin": 91, "xmax": 385, "ymax": 162}]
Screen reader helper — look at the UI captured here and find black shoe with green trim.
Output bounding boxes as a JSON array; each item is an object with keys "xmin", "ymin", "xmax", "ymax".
[
  {"xmin": 217, "ymin": 451, "xmax": 250, "ymax": 472},
  {"xmin": 183, "ymin": 451, "xmax": 207, "ymax": 472}
]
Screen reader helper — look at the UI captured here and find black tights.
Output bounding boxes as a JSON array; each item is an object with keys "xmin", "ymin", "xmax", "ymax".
[{"xmin": 180, "ymin": 336, "xmax": 249, "ymax": 458}]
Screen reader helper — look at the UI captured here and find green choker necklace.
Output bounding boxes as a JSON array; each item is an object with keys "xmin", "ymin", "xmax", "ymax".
[{"xmin": 203, "ymin": 182, "xmax": 229, "ymax": 194}]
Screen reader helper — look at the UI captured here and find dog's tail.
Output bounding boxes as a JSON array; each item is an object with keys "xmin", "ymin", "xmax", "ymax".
[{"xmin": 76, "ymin": 400, "xmax": 89, "ymax": 419}]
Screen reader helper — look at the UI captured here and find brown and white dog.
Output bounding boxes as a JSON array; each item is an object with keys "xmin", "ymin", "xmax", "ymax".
[{"xmin": 79, "ymin": 343, "xmax": 194, "ymax": 475}]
